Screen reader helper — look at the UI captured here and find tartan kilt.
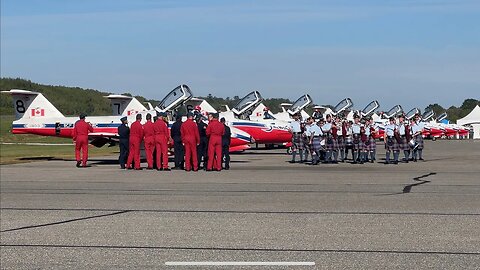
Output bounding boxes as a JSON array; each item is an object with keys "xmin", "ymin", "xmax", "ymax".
[
  {"xmin": 415, "ymin": 134, "xmax": 424, "ymax": 150},
  {"xmin": 311, "ymin": 136, "xmax": 323, "ymax": 152},
  {"xmin": 353, "ymin": 134, "xmax": 364, "ymax": 151},
  {"xmin": 386, "ymin": 137, "xmax": 400, "ymax": 151},
  {"xmin": 303, "ymin": 135, "xmax": 310, "ymax": 152},
  {"xmin": 337, "ymin": 136, "xmax": 345, "ymax": 149},
  {"xmin": 292, "ymin": 133, "xmax": 304, "ymax": 151},
  {"xmin": 324, "ymin": 135, "xmax": 338, "ymax": 151},
  {"xmin": 364, "ymin": 136, "xmax": 377, "ymax": 151},
  {"xmin": 398, "ymin": 136, "xmax": 409, "ymax": 151}
]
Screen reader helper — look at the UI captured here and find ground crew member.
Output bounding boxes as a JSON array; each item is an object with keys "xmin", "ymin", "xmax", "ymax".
[
  {"xmin": 154, "ymin": 112, "xmax": 171, "ymax": 171},
  {"xmin": 206, "ymin": 113, "xmax": 225, "ymax": 171},
  {"xmin": 220, "ymin": 117, "xmax": 231, "ymax": 170},
  {"xmin": 171, "ymin": 114, "xmax": 184, "ymax": 170},
  {"xmin": 143, "ymin": 113, "xmax": 155, "ymax": 169},
  {"xmin": 181, "ymin": 112, "xmax": 200, "ymax": 171},
  {"xmin": 196, "ymin": 116, "xmax": 208, "ymax": 169},
  {"xmin": 72, "ymin": 113, "xmax": 93, "ymax": 168},
  {"xmin": 126, "ymin": 114, "xmax": 143, "ymax": 170},
  {"xmin": 118, "ymin": 116, "xmax": 129, "ymax": 169}
]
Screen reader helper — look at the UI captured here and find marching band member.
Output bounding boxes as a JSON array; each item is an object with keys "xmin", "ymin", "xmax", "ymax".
[
  {"xmin": 308, "ymin": 119, "xmax": 323, "ymax": 165},
  {"xmin": 322, "ymin": 114, "xmax": 334, "ymax": 163},
  {"xmin": 411, "ymin": 114, "xmax": 425, "ymax": 161},
  {"xmin": 336, "ymin": 117, "xmax": 346, "ymax": 162},
  {"xmin": 397, "ymin": 114, "xmax": 410, "ymax": 163},
  {"xmin": 330, "ymin": 120, "xmax": 339, "ymax": 163},
  {"xmin": 351, "ymin": 114, "xmax": 363, "ymax": 164},
  {"xmin": 384, "ymin": 116, "xmax": 400, "ymax": 164},
  {"xmin": 288, "ymin": 113, "xmax": 304, "ymax": 163},
  {"xmin": 344, "ymin": 120, "xmax": 354, "ymax": 161},
  {"xmin": 303, "ymin": 117, "xmax": 314, "ymax": 163},
  {"xmin": 364, "ymin": 117, "xmax": 377, "ymax": 163}
]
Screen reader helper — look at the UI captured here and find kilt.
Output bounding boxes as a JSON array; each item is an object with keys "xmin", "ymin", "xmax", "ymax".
[
  {"xmin": 353, "ymin": 134, "xmax": 364, "ymax": 151},
  {"xmin": 363, "ymin": 136, "xmax": 376, "ymax": 151},
  {"xmin": 324, "ymin": 135, "xmax": 338, "ymax": 151},
  {"xmin": 398, "ymin": 136, "xmax": 409, "ymax": 151},
  {"xmin": 292, "ymin": 133, "xmax": 304, "ymax": 151},
  {"xmin": 311, "ymin": 136, "xmax": 323, "ymax": 152},
  {"xmin": 386, "ymin": 136, "xmax": 400, "ymax": 152},
  {"xmin": 303, "ymin": 135, "xmax": 310, "ymax": 152},
  {"xmin": 337, "ymin": 136, "xmax": 345, "ymax": 149},
  {"xmin": 414, "ymin": 134, "xmax": 424, "ymax": 150}
]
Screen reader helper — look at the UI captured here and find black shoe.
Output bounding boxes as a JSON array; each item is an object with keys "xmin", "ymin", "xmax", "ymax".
[
  {"xmin": 76, "ymin": 161, "xmax": 81, "ymax": 168},
  {"xmin": 352, "ymin": 161, "xmax": 357, "ymax": 164},
  {"xmin": 157, "ymin": 168, "xmax": 163, "ymax": 171},
  {"xmin": 419, "ymin": 158, "xmax": 424, "ymax": 161},
  {"xmin": 134, "ymin": 168, "xmax": 142, "ymax": 170},
  {"xmin": 393, "ymin": 161, "xmax": 398, "ymax": 165},
  {"xmin": 370, "ymin": 160, "xmax": 374, "ymax": 163},
  {"xmin": 224, "ymin": 167, "xmax": 230, "ymax": 170},
  {"xmin": 413, "ymin": 159, "xmax": 417, "ymax": 162},
  {"xmin": 164, "ymin": 168, "xmax": 171, "ymax": 171},
  {"xmin": 288, "ymin": 160, "xmax": 296, "ymax": 164},
  {"xmin": 404, "ymin": 160, "xmax": 409, "ymax": 163},
  {"xmin": 384, "ymin": 161, "xmax": 389, "ymax": 165}
]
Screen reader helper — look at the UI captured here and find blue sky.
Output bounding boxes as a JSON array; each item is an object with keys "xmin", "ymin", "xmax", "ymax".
[{"xmin": 1, "ymin": 0, "xmax": 479, "ymax": 110}]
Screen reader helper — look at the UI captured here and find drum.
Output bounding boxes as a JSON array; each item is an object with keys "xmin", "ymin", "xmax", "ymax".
[
  {"xmin": 408, "ymin": 138, "xmax": 419, "ymax": 150},
  {"xmin": 345, "ymin": 136, "xmax": 353, "ymax": 146}
]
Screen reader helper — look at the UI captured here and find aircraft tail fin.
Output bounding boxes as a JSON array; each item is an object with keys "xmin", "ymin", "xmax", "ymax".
[
  {"xmin": 1, "ymin": 89, "xmax": 64, "ymax": 120},
  {"xmin": 105, "ymin": 94, "xmax": 148, "ymax": 116},
  {"xmin": 251, "ymin": 103, "xmax": 267, "ymax": 118}
]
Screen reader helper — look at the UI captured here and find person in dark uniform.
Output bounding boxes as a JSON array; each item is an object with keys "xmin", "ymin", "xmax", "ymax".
[
  {"xmin": 220, "ymin": 117, "xmax": 231, "ymax": 170},
  {"xmin": 118, "ymin": 116, "xmax": 129, "ymax": 169},
  {"xmin": 171, "ymin": 114, "xmax": 184, "ymax": 170},
  {"xmin": 196, "ymin": 116, "xmax": 208, "ymax": 169}
]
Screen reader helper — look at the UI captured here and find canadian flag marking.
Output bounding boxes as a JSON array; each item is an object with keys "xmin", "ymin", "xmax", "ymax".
[{"xmin": 31, "ymin": 108, "xmax": 45, "ymax": 117}]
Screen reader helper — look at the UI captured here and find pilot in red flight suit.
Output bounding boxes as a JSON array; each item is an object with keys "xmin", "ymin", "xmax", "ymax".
[
  {"xmin": 206, "ymin": 113, "xmax": 225, "ymax": 171},
  {"xmin": 126, "ymin": 114, "xmax": 144, "ymax": 170},
  {"xmin": 143, "ymin": 113, "xmax": 155, "ymax": 169},
  {"xmin": 154, "ymin": 112, "xmax": 171, "ymax": 171},
  {"xmin": 181, "ymin": 112, "xmax": 200, "ymax": 171},
  {"xmin": 72, "ymin": 113, "xmax": 93, "ymax": 168}
]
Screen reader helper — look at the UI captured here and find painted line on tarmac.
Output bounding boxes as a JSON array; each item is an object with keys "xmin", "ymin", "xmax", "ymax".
[
  {"xmin": 2, "ymin": 207, "xmax": 479, "ymax": 216},
  {"xmin": 0, "ymin": 210, "xmax": 130, "ymax": 233},
  {"xmin": 165, "ymin": 261, "xmax": 315, "ymax": 266},
  {"xmin": 1, "ymin": 244, "xmax": 479, "ymax": 256}
]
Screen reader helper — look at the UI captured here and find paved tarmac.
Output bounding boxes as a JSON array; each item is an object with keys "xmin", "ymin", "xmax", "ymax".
[{"xmin": 1, "ymin": 140, "xmax": 479, "ymax": 269}]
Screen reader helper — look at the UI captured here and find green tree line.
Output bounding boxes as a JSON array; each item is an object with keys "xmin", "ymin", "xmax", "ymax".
[{"xmin": 1, "ymin": 78, "xmax": 477, "ymax": 122}]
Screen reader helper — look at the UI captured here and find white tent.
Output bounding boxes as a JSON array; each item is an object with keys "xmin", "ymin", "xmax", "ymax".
[{"xmin": 457, "ymin": 105, "xmax": 480, "ymax": 139}]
